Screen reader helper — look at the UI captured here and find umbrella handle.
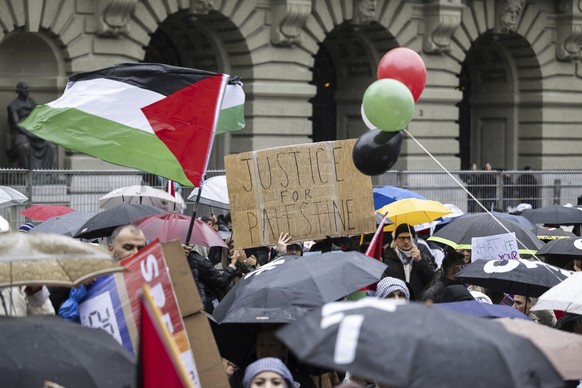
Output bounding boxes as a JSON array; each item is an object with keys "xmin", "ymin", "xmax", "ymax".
[{"xmin": 185, "ymin": 178, "xmax": 205, "ymax": 246}]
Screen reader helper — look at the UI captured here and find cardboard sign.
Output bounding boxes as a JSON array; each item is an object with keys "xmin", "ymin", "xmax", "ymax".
[
  {"xmin": 79, "ymin": 241, "xmax": 201, "ymax": 386},
  {"xmin": 471, "ymin": 232, "xmax": 519, "ymax": 261},
  {"xmin": 225, "ymin": 139, "xmax": 376, "ymax": 248},
  {"xmin": 161, "ymin": 241, "xmax": 229, "ymax": 388}
]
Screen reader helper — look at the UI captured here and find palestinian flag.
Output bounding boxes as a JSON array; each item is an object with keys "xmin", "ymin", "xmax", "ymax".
[{"xmin": 21, "ymin": 63, "xmax": 245, "ymax": 187}]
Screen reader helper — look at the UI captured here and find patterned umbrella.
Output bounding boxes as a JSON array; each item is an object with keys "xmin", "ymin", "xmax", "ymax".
[{"xmin": 0, "ymin": 232, "xmax": 123, "ymax": 287}]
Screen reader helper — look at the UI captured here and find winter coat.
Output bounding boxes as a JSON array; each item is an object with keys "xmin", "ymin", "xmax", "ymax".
[
  {"xmin": 382, "ymin": 246, "xmax": 435, "ymax": 299},
  {"xmin": 1, "ymin": 286, "xmax": 55, "ymax": 317},
  {"xmin": 419, "ymin": 275, "xmax": 462, "ymax": 303},
  {"xmin": 187, "ymin": 250, "xmax": 236, "ymax": 313}
]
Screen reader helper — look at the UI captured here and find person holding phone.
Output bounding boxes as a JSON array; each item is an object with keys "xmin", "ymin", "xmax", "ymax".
[{"xmin": 381, "ymin": 223, "xmax": 435, "ymax": 300}]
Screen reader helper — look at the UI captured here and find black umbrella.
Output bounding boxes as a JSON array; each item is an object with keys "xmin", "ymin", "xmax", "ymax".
[
  {"xmin": 276, "ymin": 299, "xmax": 562, "ymax": 388},
  {"xmin": 521, "ymin": 205, "xmax": 582, "ymax": 225},
  {"xmin": 537, "ymin": 237, "xmax": 582, "ymax": 257},
  {"xmin": 212, "ymin": 251, "xmax": 387, "ymax": 324},
  {"xmin": 30, "ymin": 211, "xmax": 97, "ymax": 237},
  {"xmin": 0, "ymin": 315, "xmax": 134, "ymax": 387},
  {"xmin": 534, "ymin": 227, "xmax": 576, "ymax": 242},
  {"xmin": 535, "ymin": 237, "xmax": 582, "ymax": 267},
  {"xmin": 75, "ymin": 203, "xmax": 166, "ymax": 239},
  {"xmin": 428, "ymin": 213, "xmax": 543, "ymax": 254},
  {"xmin": 455, "ymin": 258, "xmax": 572, "ymax": 298}
]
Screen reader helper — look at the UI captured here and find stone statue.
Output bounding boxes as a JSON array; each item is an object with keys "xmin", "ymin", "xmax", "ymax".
[
  {"xmin": 6, "ymin": 82, "xmax": 56, "ymax": 170},
  {"xmin": 355, "ymin": 0, "xmax": 378, "ymax": 25},
  {"xmin": 496, "ymin": 0, "xmax": 523, "ymax": 33}
]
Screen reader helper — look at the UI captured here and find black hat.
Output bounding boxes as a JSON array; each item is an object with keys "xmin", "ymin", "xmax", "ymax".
[{"xmin": 394, "ymin": 223, "xmax": 415, "ymax": 238}]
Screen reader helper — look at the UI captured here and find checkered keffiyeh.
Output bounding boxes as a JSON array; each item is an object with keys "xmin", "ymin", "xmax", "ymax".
[{"xmin": 376, "ymin": 276, "xmax": 410, "ymax": 301}]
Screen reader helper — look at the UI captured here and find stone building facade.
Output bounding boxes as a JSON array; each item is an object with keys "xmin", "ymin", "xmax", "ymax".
[{"xmin": 0, "ymin": 0, "xmax": 581, "ymax": 172}]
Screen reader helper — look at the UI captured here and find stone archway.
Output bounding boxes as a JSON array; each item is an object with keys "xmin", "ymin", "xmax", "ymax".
[
  {"xmin": 459, "ymin": 33, "xmax": 522, "ymax": 170},
  {"xmin": 0, "ymin": 31, "xmax": 66, "ymax": 167},
  {"xmin": 308, "ymin": 7, "xmax": 405, "ymax": 143},
  {"xmin": 143, "ymin": 10, "xmax": 236, "ymax": 169},
  {"xmin": 451, "ymin": 1, "xmax": 545, "ymax": 170}
]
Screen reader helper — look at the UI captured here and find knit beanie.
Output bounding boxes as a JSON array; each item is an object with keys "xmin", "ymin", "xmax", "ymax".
[
  {"xmin": 394, "ymin": 223, "xmax": 415, "ymax": 238},
  {"xmin": 376, "ymin": 277, "xmax": 410, "ymax": 301},
  {"xmin": 243, "ymin": 357, "xmax": 295, "ymax": 388}
]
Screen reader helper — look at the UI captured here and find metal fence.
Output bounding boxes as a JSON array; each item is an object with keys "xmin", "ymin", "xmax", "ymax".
[{"xmin": 1, "ymin": 168, "xmax": 581, "ymax": 231}]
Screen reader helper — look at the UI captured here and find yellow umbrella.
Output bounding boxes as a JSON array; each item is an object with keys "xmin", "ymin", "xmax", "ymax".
[{"xmin": 376, "ymin": 198, "xmax": 452, "ymax": 231}]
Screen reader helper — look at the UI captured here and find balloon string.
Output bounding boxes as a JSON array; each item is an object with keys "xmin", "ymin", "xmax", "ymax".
[{"xmin": 402, "ymin": 128, "xmax": 551, "ymax": 266}]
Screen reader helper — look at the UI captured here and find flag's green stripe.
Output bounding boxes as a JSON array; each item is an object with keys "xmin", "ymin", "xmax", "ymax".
[
  {"xmin": 21, "ymin": 105, "xmax": 194, "ymax": 186},
  {"xmin": 216, "ymin": 104, "xmax": 245, "ymax": 135}
]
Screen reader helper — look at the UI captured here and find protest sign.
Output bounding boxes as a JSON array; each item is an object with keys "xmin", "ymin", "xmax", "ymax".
[
  {"xmin": 225, "ymin": 139, "xmax": 376, "ymax": 248},
  {"xmin": 79, "ymin": 241, "xmax": 201, "ymax": 387},
  {"xmin": 161, "ymin": 241, "xmax": 229, "ymax": 388},
  {"xmin": 471, "ymin": 232, "xmax": 519, "ymax": 261}
]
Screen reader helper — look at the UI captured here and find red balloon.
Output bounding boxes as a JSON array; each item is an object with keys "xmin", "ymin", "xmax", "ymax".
[{"xmin": 377, "ymin": 47, "xmax": 427, "ymax": 102}]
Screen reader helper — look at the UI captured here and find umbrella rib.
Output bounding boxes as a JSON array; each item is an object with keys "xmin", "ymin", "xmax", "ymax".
[{"xmin": 54, "ymin": 259, "xmax": 74, "ymax": 284}]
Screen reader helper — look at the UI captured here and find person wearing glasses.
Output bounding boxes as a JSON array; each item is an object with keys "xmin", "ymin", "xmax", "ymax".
[
  {"xmin": 381, "ymin": 223, "xmax": 435, "ymax": 300},
  {"xmin": 58, "ymin": 224, "xmax": 147, "ymax": 321}
]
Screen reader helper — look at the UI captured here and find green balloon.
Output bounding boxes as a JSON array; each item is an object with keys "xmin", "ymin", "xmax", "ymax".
[{"xmin": 362, "ymin": 79, "xmax": 415, "ymax": 132}]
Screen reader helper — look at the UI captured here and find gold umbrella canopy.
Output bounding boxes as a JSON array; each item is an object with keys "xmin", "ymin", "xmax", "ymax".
[
  {"xmin": 376, "ymin": 198, "xmax": 452, "ymax": 231},
  {"xmin": 0, "ymin": 232, "xmax": 124, "ymax": 287}
]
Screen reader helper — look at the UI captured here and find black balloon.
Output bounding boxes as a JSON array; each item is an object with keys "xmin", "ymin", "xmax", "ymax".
[{"xmin": 352, "ymin": 129, "xmax": 403, "ymax": 176}]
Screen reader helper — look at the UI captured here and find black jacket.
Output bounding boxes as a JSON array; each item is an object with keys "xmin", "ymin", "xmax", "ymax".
[
  {"xmin": 187, "ymin": 251, "xmax": 236, "ymax": 313},
  {"xmin": 419, "ymin": 274, "xmax": 462, "ymax": 303},
  {"xmin": 382, "ymin": 246, "xmax": 435, "ymax": 299}
]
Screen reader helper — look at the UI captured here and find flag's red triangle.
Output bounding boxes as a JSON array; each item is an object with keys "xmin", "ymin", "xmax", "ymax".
[
  {"xmin": 138, "ymin": 285, "xmax": 193, "ymax": 388},
  {"xmin": 142, "ymin": 74, "xmax": 224, "ymax": 187}
]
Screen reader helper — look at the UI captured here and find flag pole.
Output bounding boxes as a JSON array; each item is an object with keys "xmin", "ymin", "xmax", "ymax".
[{"xmin": 185, "ymin": 177, "xmax": 204, "ymax": 246}]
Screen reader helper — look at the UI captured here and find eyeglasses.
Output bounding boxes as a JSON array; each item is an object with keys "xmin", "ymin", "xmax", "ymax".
[
  {"xmin": 122, "ymin": 243, "xmax": 146, "ymax": 251},
  {"xmin": 397, "ymin": 236, "xmax": 412, "ymax": 241}
]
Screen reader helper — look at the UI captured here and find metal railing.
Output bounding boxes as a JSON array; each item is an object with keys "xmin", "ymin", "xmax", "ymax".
[{"xmin": 0, "ymin": 168, "xmax": 580, "ymax": 231}]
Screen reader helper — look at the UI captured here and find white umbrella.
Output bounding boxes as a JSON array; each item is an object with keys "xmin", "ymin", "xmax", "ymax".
[
  {"xmin": 0, "ymin": 186, "xmax": 28, "ymax": 208},
  {"xmin": 187, "ymin": 175, "xmax": 229, "ymax": 210},
  {"xmin": 531, "ymin": 271, "xmax": 582, "ymax": 314},
  {"xmin": 99, "ymin": 185, "xmax": 184, "ymax": 212},
  {"xmin": 0, "ymin": 216, "xmax": 9, "ymax": 232}
]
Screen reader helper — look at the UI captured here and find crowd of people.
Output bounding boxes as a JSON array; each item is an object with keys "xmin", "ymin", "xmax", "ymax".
[
  {"xmin": 461, "ymin": 163, "xmax": 540, "ymax": 212},
  {"xmin": 5, "ymin": 193, "xmax": 582, "ymax": 388}
]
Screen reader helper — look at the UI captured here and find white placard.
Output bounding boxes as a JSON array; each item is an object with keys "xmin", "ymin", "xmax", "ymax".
[
  {"xmin": 79, "ymin": 291, "xmax": 123, "ymax": 345},
  {"xmin": 471, "ymin": 232, "xmax": 519, "ymax": 261}
]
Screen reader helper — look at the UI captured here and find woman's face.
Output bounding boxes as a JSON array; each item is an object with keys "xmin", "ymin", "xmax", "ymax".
[
  {"xmin": 250, "ymin": 371, "xmax": 286, "ymax": 388},
  {"xmin": 222, "ymin": 358, "xmax": 238, "ymax": 376}
]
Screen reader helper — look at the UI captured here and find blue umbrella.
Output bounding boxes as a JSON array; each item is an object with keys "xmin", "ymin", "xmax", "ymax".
[
  {"xmin": 373, "ymin": 186, "xmax": 425, "ymax": 210},
  {"xmin": 435, "ymin": 300, "xmax": 531, "ymax": 320}
]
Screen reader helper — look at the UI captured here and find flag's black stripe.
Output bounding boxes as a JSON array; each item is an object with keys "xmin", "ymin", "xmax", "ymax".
[{"xmin": 68, "ymin": 63, "xmax": 219, "ymax": 96}]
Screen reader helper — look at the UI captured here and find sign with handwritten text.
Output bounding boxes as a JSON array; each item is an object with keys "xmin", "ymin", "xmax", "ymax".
[
  {"xmin": 225, "ymin": 140, "xmax": 375, "ymax": 248},
  {"xmin": 471, "ymin": 232, "xmax": 519, "ymax": 261}
]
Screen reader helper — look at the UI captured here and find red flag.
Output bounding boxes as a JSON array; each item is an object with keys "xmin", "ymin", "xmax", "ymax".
[
  {"xmin": 138, "ymin": 285, "xmax": 193, "ymax": 388},
  {"xmin": 361, "ymin": 211, "xmax": 389, "ymax": 291},
  {"xmin": 365, "ymin": 211, "xmax": 389, "ymax": 260},
  {"xmin": 166, "ymin": 179, "xmax": 176, "ymax": 197}
]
